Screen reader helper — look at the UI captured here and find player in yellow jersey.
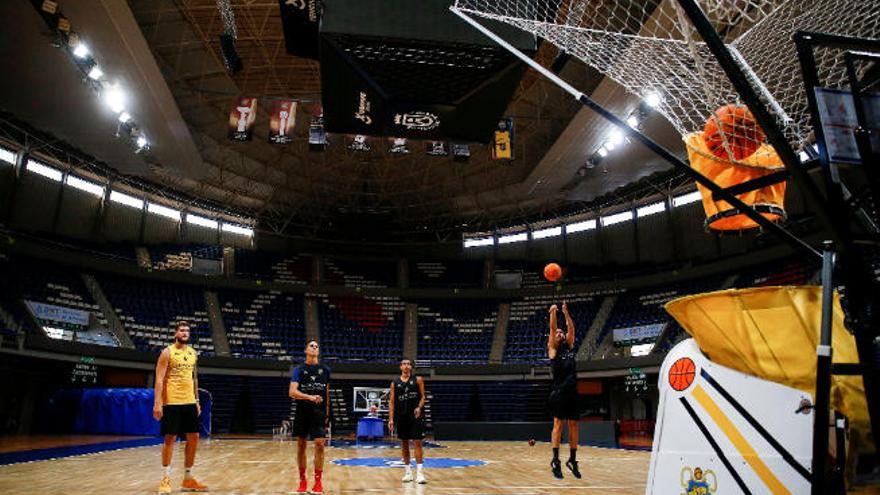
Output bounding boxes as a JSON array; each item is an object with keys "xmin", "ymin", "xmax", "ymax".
[{"xmin": 153, "ymin": 321, "xmax": 207, "ymax": 493}]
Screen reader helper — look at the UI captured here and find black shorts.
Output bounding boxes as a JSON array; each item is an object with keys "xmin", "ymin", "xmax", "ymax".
[
  {"xmin": 294, "ymin": 407, "xmax": 327, "ymax": 440},
  {"xmin": 549, "ymin": 386, "xmax": 580, "ymax": 420},
  {"xmin": 161, "ymin": 404, "xmax": 199, "ymax": 436},
  {"xmin": 394, "ymin": 415, "xmax": 424, "ymax": 440}
]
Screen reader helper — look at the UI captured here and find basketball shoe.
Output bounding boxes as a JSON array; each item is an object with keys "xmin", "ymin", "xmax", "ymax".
[
  {"xmin": 158, "ymin": 475, "xmax": 172, "ymax": 494},
  {"xmin": 181, "ymin": 477, "xmax": 208, "ymax": 492}
]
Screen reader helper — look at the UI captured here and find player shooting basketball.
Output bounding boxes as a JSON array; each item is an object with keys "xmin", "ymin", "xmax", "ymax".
[{"xmin": 547, "ymin": 302, "xmax": 581, "ymax": 480}]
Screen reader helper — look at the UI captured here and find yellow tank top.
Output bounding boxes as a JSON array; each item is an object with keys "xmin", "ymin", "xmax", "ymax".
[{"xmin": 163, "ymin": 344, "xmax": 197, "ymax": 405}]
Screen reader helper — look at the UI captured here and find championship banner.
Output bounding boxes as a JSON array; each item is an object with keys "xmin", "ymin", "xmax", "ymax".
[
  {"xmin": 26, "ymin": 300, "xmax": 90, "ymax": 329},
  {"xmin": 308, "ymin": 116, "xmax": 327, "ymax": 151},
  {"xmin": 348, "ymin": 135, "xmax": 371, "ymax": 152},
  {"xmin": 493, "ymin": 118, "xmax": 514, "ymax": 160},
  {"xmin": 228, "ymin": 96, "xmax": 258, "ymax": 142},
  {"xmin": 268, "ymin": 100, "xmax": 297, "ymax": 144}
]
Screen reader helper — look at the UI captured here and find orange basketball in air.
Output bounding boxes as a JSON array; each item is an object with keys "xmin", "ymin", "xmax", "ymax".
[
  {"xmin": 668, "ymin": 357, "xmax": 696, "ymax": 391},
  {"xmin": 543, "ymin": 263, "xmax": 563, "ymax": 282},
  {"xmin": 702, "ymin": 104, "xmax": 765, "ymax": 161}
]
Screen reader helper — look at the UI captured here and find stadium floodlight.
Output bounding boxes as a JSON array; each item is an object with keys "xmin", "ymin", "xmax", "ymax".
[
  {"xmin": 565, "ymin": 219, "xmax": 596, "ymax": 233},
  {"xmin": 463, "ymin": 237, "xmax": 494, "ymax": 248},
  {"xmin": 0, "ymin": 146, "xmax": 16, "ymax": 165},
  {"xmin": 187, "ymin": 213, "xmax": 218, "ymax": 229},
  {"xmin": 672, "ymin": 190, "xmax": 702, "ymax": 207},
  {"xmin": 637, "ymin": 201, "xmax": 666, "ymax": 218},
  {"xmin": 118, "ymin": 112, "xmax": 131, "ymax": 123},
  {"xmin": 109, "ymin": 190, "xmax": 143, "ymax": 209},
  {"xmin": 643, "ymin": 91, "xmax": 661, "ymax": 108},
  {"xmin": 601, "ymin": 210, "xmax": 633, "ymax": 227},
  {"xmin": 608, "ymin": 128, "xmax": 625, "ymax": 146},
  {"xmin": 66, "ymin": 175, "xmax": 104, "ymax": 197},
  {"xmin": 497, "ymin": 232, "xmax": 528, "ymax": 244},
  {"xmin": 26, "ymin": 159, "xmax": 62, "ymax": 181},
  {"xmin": 532, "ymin": 226, "xmax": 562, "ymax": 239},
  {"xmin": 72, "ymin": 42, "xmax": 90, "ymax": 59},
  {"xmin": 222, "ymin": 223, "xmax": 254, "ymax": 237},
  {"xmin": 147, "ymin": 202, "xmax": 181, "ymax": 221},
  {"xmin": 87, "ymin": 66, "xmax": 103, "ymax": 80},
  {"xmin": 103, "ymin": 83, "xmax": 126, "ymax": 114},
  {"xmin": 630, "ymin": 343, "xmax": 654, "ymax": 357}
]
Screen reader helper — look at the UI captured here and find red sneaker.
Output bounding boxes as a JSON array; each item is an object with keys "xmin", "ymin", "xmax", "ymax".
[
  {"xmin": 296, "ymin": 478, "xmax": 308, "ymax": 493},
  {"xmin": 311, "ymin": 478, "xmax": 324, "ymax": 494}
]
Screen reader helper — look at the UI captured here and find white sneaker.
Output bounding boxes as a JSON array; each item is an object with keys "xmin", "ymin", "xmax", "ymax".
[
  {"xmin": 416, "ymin": 472, "xmax": 427, "ymax": 484},
  {"xmin": 402, "ymin": 471, "xmax": 414, "ymax": 483}
]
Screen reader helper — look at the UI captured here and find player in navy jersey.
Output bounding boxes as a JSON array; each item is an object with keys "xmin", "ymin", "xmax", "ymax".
[
  {"xmin": 388, "ymin": 358, "xmax": 427, "ymax": 484},
  {"xmin": 289, "ymin": 340, "xmax": 331, "ymax": 494},
  {"xmin": 548, "ymin": 302, "xmax": 581, "ymax": 480}
]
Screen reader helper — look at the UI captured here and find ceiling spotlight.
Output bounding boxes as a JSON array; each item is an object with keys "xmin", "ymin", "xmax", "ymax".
[
  {"xmin": 597, "ymin": 146, "xmax": 609, "ymax": 157},
  {"xmin": 118, "ymin": 112, "xmax": 132, "ymax": 123},
  {"xmin": 608, "ymin": 129, "xmax": 625, "ymax": 146},
  {"xmin": 136, "ymin": 135, "xmax": 148, "ymax": 149},
  {"xmin": 72, "ymin": 42, "xmax": 90, "ymax": 59},
  {"xmin": 644, "ymin": 91, "xmax": 662, "ymax": 108},
  {"xmin": 103, "ymin": 83, "xmax": 127, "ymax": 114},
  {"xmin": 87, "ymin": 66, "xmax": 103, "ymax": 80},
  {"xmin": 626, "ymin": 115, "xmax": 638, "ymax": 128}
]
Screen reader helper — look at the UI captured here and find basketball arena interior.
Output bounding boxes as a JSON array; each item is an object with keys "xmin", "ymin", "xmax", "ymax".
[{"xmin": 0, "ymin": 1, "xmax": 879, "ymax": 494}]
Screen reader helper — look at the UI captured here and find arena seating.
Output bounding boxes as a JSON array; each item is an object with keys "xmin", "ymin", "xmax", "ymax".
[
  {"xmin": 410, "ymin": 260, "xmax": 483, "ymax": 288},
  {"xmin": 0, "ymin": 255, "xmax": 109, "ymax": 340},
  {"xmin": 198, "ymin": 374, "xmax": 291, "ymax": 434},
  {"xmin": 594, "ymin": 275, "xmax": 729, "ymax": 353},
  {"xmin": 218, "ymin": 289, "xmax": 306, "ymax": 360},
  {"xmin": 415, "ymin": 299, "xmax": 498, "ymax": 364},
  {"xmin": 234, "ymin": 250, "xmax": 311, "ymax": 285},
  {"xmin": 323, "ymin": 258, "xmax": 397, "ymax": 289},
  {"xmin": 505, "ymin": 293, "xmax": 602, "ymax": 362},
  {"xmin": 317, "ymin": 295, "xmax": 405, "ymax": 362},
  {"xmin": 733, "ymin": 258, "xmax": 814, "ymax": 288},
  {"xmin": 97, "ymin": 274, "xmax": 214, "ymax": 355},
  {"xmin": 429, "ymin": 380, "xmax": 552, "ymax": 422}
]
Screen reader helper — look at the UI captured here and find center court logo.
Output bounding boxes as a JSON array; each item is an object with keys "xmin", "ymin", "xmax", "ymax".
[{"xmin": 333, "ymin": 457, "xmax": 486, "ymax": 469}]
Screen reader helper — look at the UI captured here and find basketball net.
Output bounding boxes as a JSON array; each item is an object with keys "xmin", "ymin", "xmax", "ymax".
[{"xmin": 451, "ymin": 0, "xmax": 880, "ymax": 163}]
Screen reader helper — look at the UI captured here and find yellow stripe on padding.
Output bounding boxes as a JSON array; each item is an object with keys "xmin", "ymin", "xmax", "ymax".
[{"xmin": 691, "ymin": 384, "xmax": 791, "ymax": 495}]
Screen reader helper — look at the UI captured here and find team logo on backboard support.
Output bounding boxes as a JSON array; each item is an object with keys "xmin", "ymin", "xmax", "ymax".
[
  {"xmin": 681, "ymin": 467, "xmax": 716, "ymax": 495},
  {"xmin": 354, "ymin": 92, "xmax": 372, "ymax": 125},
  {"xmin": 393, "ymin": 111, "xmax": 440, "ymax": 131}
]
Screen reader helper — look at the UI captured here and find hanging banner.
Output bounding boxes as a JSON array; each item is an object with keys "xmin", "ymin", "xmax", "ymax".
[
  {"xmin": 612, "ymin": 323, "xmax": 665, "ymax": 345},
  {"xmin": 388, "ymin": 138, "xmax": 410, "ymax": 155},
  {"xmin": 228, "ymin": 96, "xmax": 258, "ymax": 142},
  {"xmin": 492, "ymin": 118, "xmax": 514, "ymax": 160},
  {"xmin": 451, "ymin": 143, "xmax": 470, "ymax": 162},
  {"xmin": 279, "ymin": 0, "xmax": 322, "ymax": 60},
  {"xmin": 268, "ymin": 100, "xmax": 297, "ymax": 144},
  {"xmin": 348, "ymin": 134, "xmax": 371, "ymax": 152},
  {"xmin": 26, "ymin": 301, "xmax": 90, "ymax": 329},
  {"xmin": 426, "ymin": 141, "xmax": 448, "ymax": 156}
]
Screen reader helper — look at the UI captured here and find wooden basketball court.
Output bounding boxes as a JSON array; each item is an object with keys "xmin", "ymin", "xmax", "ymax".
[{"xmin": 0, "ymin": 437, "xmax": 650, "ymax": 494}]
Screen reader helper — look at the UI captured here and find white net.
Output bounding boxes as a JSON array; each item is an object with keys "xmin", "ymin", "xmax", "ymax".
[{"xmin": 453, "ymin": 0, "xmax": 880, "ymax": 160}]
